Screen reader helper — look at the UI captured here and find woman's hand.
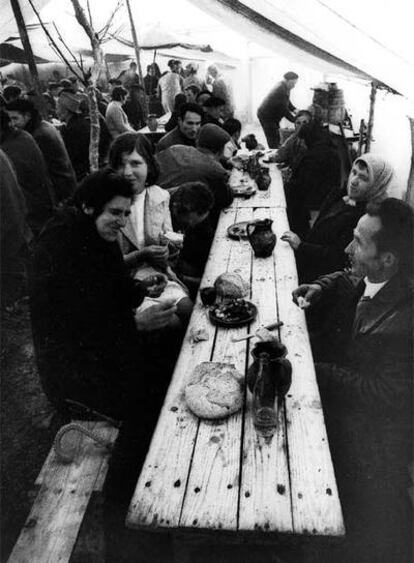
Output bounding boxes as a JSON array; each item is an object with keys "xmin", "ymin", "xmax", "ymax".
[
  {"xmin": 141, "ymin": 273, "xmax": 168, "ymax": 298},
  {"xmin": 281, "ymin": 230, "xmax": 301, "ymax": 250},
  {"xmin": 143, "ymin": 245, "xmax": 169, "ymax": 267},
  {"xmin": 292, "ymin": 284, "xmax": 322, "ymax": 309}
]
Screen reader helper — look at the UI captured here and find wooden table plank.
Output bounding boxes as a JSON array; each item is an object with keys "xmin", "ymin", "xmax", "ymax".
[
  {"xmin": 127, "ymin": 209, "xmax": 238, "ymax": 531},
  {"xmin": 238, "ymin": 207, "xmax": 293, "ymax": 533},
  {"xmin": 179, "ymin": 208, "xmax": 253, "ymax": 531},
  {"xmin": 271, "ymin": 208, "xmax": 345, "ymax": 537},
  {"xmin": 229, "ymin": 165, "xmax": 285, "ymax": 209}
]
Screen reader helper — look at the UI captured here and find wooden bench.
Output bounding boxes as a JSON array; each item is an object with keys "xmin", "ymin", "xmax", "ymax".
[{"xmin": 7, "ymin": 421, "xmax": 118, "ymax": 563}]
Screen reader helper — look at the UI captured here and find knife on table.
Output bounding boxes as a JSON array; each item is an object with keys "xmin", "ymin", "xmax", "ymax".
[{"xmin": 232, "ymin": 321, "xmax": 283, "ymax": 342}]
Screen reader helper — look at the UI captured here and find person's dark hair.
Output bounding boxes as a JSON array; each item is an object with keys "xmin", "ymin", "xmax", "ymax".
[
  {"xmin": 129, "ymin": 61, "xmax": 137, "ymax": 69},
  {"xmin": 108, "ymin": 78, "xmax": 122, "ymax": 86},
  {"xmin": 111, "ymin": 86, "xmax": 127, "ymax": 101},
  {"xmin": 109, "ymin": 132, "xmax": 159, "ymax": 185},
  {"xmin": 184, "ymin": 84, "xmax": 200, "ymax": 96},
  {"xmin": 167, "ymin": 59, "xmax": 176, "ymax": 69},
  {"xmin": 295, "ymin": 110, "xmax": 312, "ymax": 122},
  {"xmin": 284, "ymin": 71, "xmax": 299, "ymax": 80},
  {"xmin": 178, "ymin": 102, "xmax": 203, "ymax": 121},
  {"xmin": 146, "ymin": 65, "xmax": 152, "ymax": 72},
  {"xmin": 171, "ymin": 182, "xmax": 214, "ymax": 216},
  {"xmin": 73, "ymin": 169, "xmax": 134, "ymax": 217},
  {"xmin": 203, "ymin": 96, "xmax": 225, "ymax": 108},
  {"xmin": 196, "ymin": 90, "xmax": 212, "ymax": 103},
  {"xmin": 5, "ymin": 98, "xmax": 41, "ymax": 130},
  {"xmin": 3, "ymin": 85, "xmax": 22, "ymax": 101},
  {"xmin": 222, "ymin": 118, "xmax": 242, "ymax": 137},
  {"xmin": 173, "ymin": 93, "xmax": 186, "ymax": 110},
  {"xmin": 366, "ymin": 198, "xmax": 414, "ymax": 279}
]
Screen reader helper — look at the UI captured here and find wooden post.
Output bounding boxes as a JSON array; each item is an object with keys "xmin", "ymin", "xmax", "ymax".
[
  {"xmin": 10, "ymin": 0, "xmax": 44, "ymax": 112},
  {"xmin": 70, "ymin": 0, "xmax": 103, "ymax": 173},
  {"xmin": 125, "ymin": 0, "xmax": 148, "ymax": 119},
  {"xmin": 365, "ymin": 81, "xmax": 377, "ymax": 153}
]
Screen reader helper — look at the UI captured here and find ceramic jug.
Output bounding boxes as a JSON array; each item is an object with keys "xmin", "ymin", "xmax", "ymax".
[
  {"xmin": 256, "ymin": 167, "xmax": 271, "ymax": 191},
  {"xmin": 246, "ymin": 219, "xmax": 276, "ymax": 258},
  {"xmin": 247, "ymin": 340, "xmax": 292, "ymax": 432}
]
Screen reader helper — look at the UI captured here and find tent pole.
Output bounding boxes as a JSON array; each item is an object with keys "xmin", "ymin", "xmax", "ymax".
[
  {"xmin": 406, "ymin": 117, "xmax": 414, "ymax": 208},
  {"xmin": 10, "ymin": 0, "xmax": 43, "ymax": 108},
  {"xmin": 125, "ymin": 0, "xmax": 148, "ymax": 119},
  {"xmin": 365, "ymin": 81, "xmax": 377, "ymax": 153}
]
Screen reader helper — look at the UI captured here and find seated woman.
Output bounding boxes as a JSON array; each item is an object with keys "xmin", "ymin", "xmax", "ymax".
[
  {"xmin": 281, "ymin": 153, "xmax": 393, "ymax": 282},
  {"xmin": 109, "ymin": 132, "xmax": 193, "ymax": 327},
  {"xmin": 29, "ymin": 169, "xmax": 178, "ymax": 420}
]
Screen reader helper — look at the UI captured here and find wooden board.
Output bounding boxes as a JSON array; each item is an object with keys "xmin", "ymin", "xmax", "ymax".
[
  {"xmin": 9, "ymin": 422, "xmax": 118, "ymax": 563},
  {"xmin": 271, "ymin": 207, "xmax": 345, "ymax": 537},
  {"xmin": 230, "ymin": 164, "xmax": 285, "ymax": 209}
]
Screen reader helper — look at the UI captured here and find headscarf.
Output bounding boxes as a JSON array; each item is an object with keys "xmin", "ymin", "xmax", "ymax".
[{"xmin": 353, "ymin": 153, "xmax": 393, "ymax": 203}]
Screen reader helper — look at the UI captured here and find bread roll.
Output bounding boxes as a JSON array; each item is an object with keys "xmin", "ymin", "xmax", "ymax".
[{"xmin": 185, "ymin": 362, "xmax": 244, "ymax": 419}]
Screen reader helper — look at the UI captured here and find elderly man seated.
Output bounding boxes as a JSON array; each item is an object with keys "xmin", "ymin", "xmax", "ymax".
[
  {"xmin": 155, "ymin": 102, "xmax": 203, "ymax": 153},
  {"xmin": 156, "ymin": 123, "xmax": 234, "ymax": 225},
  {"xmin": 293, "ymin": 198, "xmax": 413, "ymax": 563}
]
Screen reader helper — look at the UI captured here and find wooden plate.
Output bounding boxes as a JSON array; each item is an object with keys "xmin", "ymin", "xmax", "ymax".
[
  {"xmin": 209, "ymin": 301, "xmax": 257, "ymax": 328},
  {"xmin": 231, "ymin": 185, "xmax": 256, "ymax": 198}
]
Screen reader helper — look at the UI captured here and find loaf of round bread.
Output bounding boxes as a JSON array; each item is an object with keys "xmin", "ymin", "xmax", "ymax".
[{"xmin": 185, "ymin": 362, "xmax": 244, "ymax": 419}]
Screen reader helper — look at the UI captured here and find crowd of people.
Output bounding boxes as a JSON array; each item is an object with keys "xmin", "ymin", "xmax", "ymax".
[{"xmin": 0, "ymin": 62, "xmax": 412, "ymax": 563}]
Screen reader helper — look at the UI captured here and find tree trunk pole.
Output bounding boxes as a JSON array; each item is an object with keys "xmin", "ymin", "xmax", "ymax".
[
  {"xmin": 406, "ymin": 117, "xmax": 414, "ymax": 208},
  {"xmin": 365, "ymin": 82, "xmax": 377, "ymax": 153},
  {"xmin": 11, "ymin": 0, "xmax": 45, "ymax": 114},
  {"xmin": 70, "ymin": 0, "xmax": 103, "ymax": 173},
  {"xmin": 125, "ymin": 0, "xmax": 148, "ymax": 119}
]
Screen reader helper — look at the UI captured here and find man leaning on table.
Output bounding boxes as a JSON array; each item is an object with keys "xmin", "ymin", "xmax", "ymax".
[{"xmin": 293, "ymin": 198, "xmax": 413, "ymax": 563}]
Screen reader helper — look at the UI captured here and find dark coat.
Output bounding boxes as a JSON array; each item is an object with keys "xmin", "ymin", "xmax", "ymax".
[
  {"xmin": 286, "ymin": 123, "xmax": 341, "ymax": 237},
  {"xmin": 257, "ymin": 80, "xmax": 296, "ymax": 123},
  {"xmin": 1, "ymin": 128, "xmax": 54, "ymax": 235},
  {"xmin": 29, "ymin": 207, "xmax": 146, "ymax": 417},
  {"xmin": 311, "ymin": 271, "xmax": 413, "ymax": 561},
  {"xmin": 295, "ymin": 189, "xmax": 365, "ymax": 282},
  {"xmin": 155, "ymin": 126, "xmax": 196, "ymax": 153},
  {"xmin": 28, "ymin": 119, "xmax": 77, "ymax": 202}
]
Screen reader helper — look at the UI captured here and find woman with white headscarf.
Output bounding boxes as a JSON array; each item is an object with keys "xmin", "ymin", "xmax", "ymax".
[{"xmin": 281, "ymin": 153, "xmax": 394, "ymax": 282}]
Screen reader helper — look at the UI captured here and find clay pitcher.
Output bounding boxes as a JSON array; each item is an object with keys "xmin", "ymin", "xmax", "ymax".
[
  {"xmin": 246, "ymin": 219, "xmax": 276, "ymax": 258},
  {"xmin": 256, "ymin": 167, "xmax": 271, "ymax": 191}
]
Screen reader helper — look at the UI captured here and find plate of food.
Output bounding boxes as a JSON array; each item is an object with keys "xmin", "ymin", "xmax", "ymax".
[
  {"xmin": 231, "ymin": 184, "xmax": 256, "ymax": 198},
  {"xmin": 209, "ymin": 298, "xmax": 257, "ymax": 327},
  {"xmin": 227, "ymin": 221, "xmax": 257, "ymax": 240}
]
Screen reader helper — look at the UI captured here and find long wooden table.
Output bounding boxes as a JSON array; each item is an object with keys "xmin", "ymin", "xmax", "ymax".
[{"xmin": 127, "ymin": 165, "xmax": 344, "ymax": 549}]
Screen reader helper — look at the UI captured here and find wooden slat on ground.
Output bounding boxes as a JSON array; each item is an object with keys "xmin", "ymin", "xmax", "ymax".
[{"xmin": 8, "ymin": 422, "xmax": 118, "ymax": 563}]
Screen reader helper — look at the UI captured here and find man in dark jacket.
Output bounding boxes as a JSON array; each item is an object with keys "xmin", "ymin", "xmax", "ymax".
[
  {"xmin": 155, "ymin": 102, "xmax": 203, "ymax": 153},
  {"xmin": 293, "ymin": 198, "xmax": 413, "ymax": 563},
  {"xmin": 257, "ymin": 71, "xmax": 298, "ymax": 148},
  {"xmin": 6, "ymin": 98, "xmax": 77, "ymax": 202}
]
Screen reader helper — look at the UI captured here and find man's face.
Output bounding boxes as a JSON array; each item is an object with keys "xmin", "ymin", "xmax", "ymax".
[
  {"xmin": 94, "ymin": 196, "xmax": 132, "ymax": 242},
  {"xmin": 347, "ymin": 162, "xmax": 371, "ymax": 202},
  {"xmin": 185, "ymin": 88, "xmax": 197, "ymax": 103},
  {"xmin": 345, "ymin": 214, "xmax": 386, "ymax": 281},
  {"xmin": 206, "ymin": 105, "xmax": 221, "ymax": 120},
  {"xmin": 295, "ymin": 113, "xmax": 311, "ymax": 131},
  {"xmin": 117, "ymin": 150, "xmax": 148, "ymax": 195},
  {"xmin": 287, "ymin": 78, "xmax": 298, "ymax": 90},
  {"xmin": 7, "ymin": 110, "xmax": 30, "ymax": 130},
  {"xmin": 179, "ymin": 111, "xmax": 202, "ymax": 140}
]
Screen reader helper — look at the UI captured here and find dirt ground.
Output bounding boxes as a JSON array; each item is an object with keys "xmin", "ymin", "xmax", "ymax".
[{"xmin": 0, "ymin": 299, "xmax": 61, "ymax": 561}]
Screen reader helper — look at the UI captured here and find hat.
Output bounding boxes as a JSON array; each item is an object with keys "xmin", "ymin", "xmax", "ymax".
[
  {"xmin": 203, "ymin": 96, "xmax": 225, "ymax": 108},
  {"xmin": 283, "ymin": 71, "xmax": 298, "ymax": 80},
  {"xmin": 48, "ymin": 81, "xmax": 60, "ymax": 90},
  {"xmin": 197, "ymin": 124, "xmax": 231, "ymax": 153},
  {"xmin": 57, "ymin": 91, "xmax": 81, "ymax": 114},
  {"xmin": 59, "ymin": 78, "xmax": 71, "ymax": 88}
]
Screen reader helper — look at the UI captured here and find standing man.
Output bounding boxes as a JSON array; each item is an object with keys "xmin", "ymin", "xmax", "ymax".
[
  {"xmin": 293, "ymin": 198, "xmax": 413, "ymax": 562},
  {"xmin": 257, "ymin": 71, "xmax": 298, "ymax": 148},
  {"xmin": 207, "ymin": 64, "xmax": 234, "ymax": 120}
]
